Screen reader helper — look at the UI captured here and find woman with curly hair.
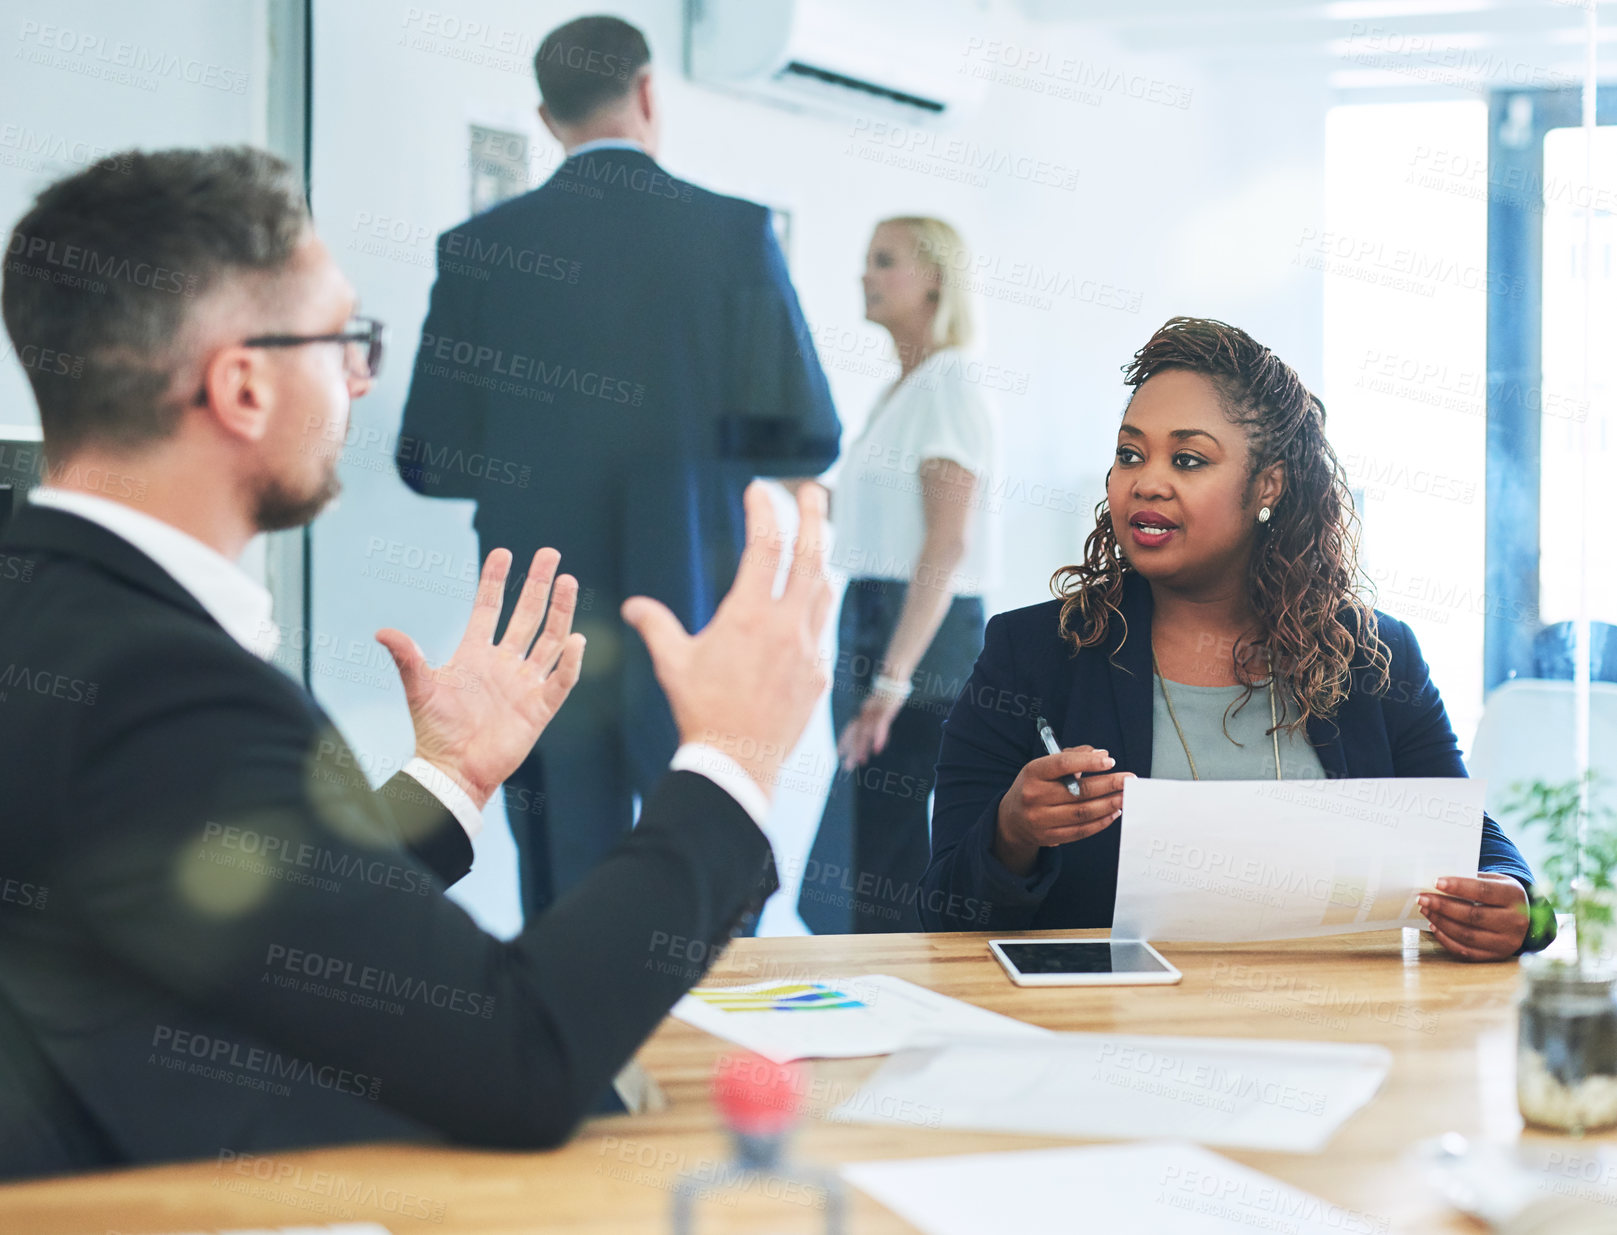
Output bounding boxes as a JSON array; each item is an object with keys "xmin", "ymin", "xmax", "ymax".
[{"xmin": 920, "ymin": 316, "xmax": 1550, "ymax": 961}]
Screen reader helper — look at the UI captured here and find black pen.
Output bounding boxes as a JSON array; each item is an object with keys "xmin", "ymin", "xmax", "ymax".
[{"xmin": 1034, "ymin": 713, "xmax": 1084, "ymax": 798}]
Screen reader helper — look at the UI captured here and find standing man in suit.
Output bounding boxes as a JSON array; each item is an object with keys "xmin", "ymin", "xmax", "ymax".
[
  {"xmin": 397, "ymin": 15, "xmax": 841, "ymax": 922},
  {"xmin": 0, "ymin": 145, "xmax": 832, "ymax": 1177}
]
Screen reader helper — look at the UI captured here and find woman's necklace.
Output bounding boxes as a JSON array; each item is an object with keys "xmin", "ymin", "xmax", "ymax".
[{"xmin": 1152, "ymin": 649, "xmax": 1282, "ymax": 781}]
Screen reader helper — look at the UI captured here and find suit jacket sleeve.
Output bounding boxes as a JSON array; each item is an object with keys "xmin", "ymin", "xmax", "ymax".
[
  {"xmin": 395, "ymin": 228, "xmax": 486, "ymax": 500},
  {"xmin": 922, "ymin": 613, "xmax": 1061, "ymax": 931},
  {"xmin": 718, "ymin": 206, "xmax": 841, "ymax": 477},
  {"xmin": 1379, "ymin": 615, "xmax": 1554, "ymax": 952},
  {"xmin": 65, "ymin": 634, "xmax": 776, "ymax": 1149},
  {"xmin": 375, "ymin": 771, "xmax": 473, "ymax": 886}
]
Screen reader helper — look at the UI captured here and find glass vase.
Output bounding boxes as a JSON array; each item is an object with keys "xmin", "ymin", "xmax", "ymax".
[{"xmin": 1517, "ymin": 957, "xmax": 1617, "ymax": 1134}]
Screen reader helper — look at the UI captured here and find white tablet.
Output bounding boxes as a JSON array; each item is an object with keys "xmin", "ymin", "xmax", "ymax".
[{"xmin": 988, "ymin": 938, "xmax": 1182, "ymax": 987}]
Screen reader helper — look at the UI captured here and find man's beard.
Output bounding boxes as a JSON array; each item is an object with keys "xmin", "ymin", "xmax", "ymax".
[{"xmin": 253, "ymin": 460, "xmax": 342, "ymax": 532}]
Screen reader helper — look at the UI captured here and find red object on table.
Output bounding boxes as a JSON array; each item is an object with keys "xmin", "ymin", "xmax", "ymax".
[{"xmin": 712, "ymin": 1052, "xmax": 806, "ymax": 1138}]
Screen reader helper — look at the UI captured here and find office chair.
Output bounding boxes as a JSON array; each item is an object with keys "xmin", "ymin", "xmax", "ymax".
[
  {"xmin": 1468, "ymin": 679, "xmax": 1617, "ymax": 878},
  {"xmin": 1532, "ymin": 620, "xmax": 1617, "ymax": 683}
]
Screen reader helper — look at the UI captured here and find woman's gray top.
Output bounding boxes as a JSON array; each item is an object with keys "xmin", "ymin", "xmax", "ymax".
[{"xmin": 1150, "ymin": 674, "xmax": 1328, "ymax": 781}]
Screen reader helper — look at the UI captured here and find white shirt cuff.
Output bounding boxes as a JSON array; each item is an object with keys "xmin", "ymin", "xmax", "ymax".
[
  {"xmin": 402, "ymin": 757, "xmax": 485, "ymax": 841},
  {"xmin": 669, "ymin": 743, "xmax": 772, "ymax": 830}
]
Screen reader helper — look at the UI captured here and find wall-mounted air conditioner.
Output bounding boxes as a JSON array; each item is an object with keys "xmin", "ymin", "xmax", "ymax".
[{"xmin": 685, "ymin": 0, "xmax": 988, "ymax": 125}]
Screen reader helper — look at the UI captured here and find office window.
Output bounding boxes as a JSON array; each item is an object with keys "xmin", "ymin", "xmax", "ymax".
[
  {"xmin": 1538, "ymin": 124, "xmax": 1615, "ymax": 629},
  {"xmin": 1323, "ymin": 100, "xmax": 1488, "ymax": 744}
]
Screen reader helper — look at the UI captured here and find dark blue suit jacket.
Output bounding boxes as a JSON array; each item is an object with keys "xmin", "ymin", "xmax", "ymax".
[
  {"xmin": 396, "ymin": 148, "xmax": 839, "ymax": 774},
  {"xmin": 921, "ymin": 571, "xmax": 1545, "ymax": 942}
]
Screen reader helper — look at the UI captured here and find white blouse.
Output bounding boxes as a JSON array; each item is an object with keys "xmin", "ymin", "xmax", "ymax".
[{"xmin": 832, "ymin": 347, "xmax": 1001, "ymax": 596}]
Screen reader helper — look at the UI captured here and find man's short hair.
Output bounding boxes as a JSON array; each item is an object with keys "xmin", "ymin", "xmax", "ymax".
[
  {"xmin": 533, "ymin": 15, "xmax": 650, "ymax": 125},
  {"xmin": 1, "ymin": 146, "xmax": 308, "ymax": 459}
]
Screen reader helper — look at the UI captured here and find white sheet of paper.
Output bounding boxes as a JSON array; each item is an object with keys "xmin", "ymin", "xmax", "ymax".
[
  {"xmin": 1111, "ymin": 777, "xmax": 1485, "ymax": 942},
  {"xmin": 671, "ymin": 974, "xmax": 1047, "ymax": 1064},
  {"xmin": 843, "ymin": 1141, "xmax": 1382, "ymax": 1235},
  {"xmin": 831, "ymin": 1032, "xmax": 1389, "ymax": 1152}
]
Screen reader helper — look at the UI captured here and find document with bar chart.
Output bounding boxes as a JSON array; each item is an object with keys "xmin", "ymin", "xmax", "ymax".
[
  {"xmin": 673, "ymin": 974, "xmax": 1046, "ymax": 1063},
  {"xmin": 685, "ymin": 981, "xmax": 870, "ymax": 1013}
]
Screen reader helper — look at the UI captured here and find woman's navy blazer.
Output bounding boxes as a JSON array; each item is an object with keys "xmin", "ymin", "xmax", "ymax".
[{"xmin": 921, "ymin": 570, "xmax": 1543, "ymax": 939}]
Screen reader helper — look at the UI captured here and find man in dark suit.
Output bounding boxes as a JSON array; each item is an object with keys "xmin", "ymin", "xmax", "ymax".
[
  {"xmin": 0, "ymin": 145, "xmax": 832, "ymax": 1178},
  {"xmin": 397, "ymin": 15, "xmax": 840, "ymax": 921}
]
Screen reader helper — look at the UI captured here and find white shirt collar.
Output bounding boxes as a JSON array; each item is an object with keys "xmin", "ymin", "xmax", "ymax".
[
  {"xmin": 27, "ymin": 487, "xmax": 281, "ymax": 660},
  {"xmin": 567, "ymin": 138, "xmax": 646, "ymax": 157}
]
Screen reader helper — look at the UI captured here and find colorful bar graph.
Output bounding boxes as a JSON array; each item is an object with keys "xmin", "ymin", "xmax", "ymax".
[{"xmin": 688, "ymin": 982, "xmax": 867, "ymax": 1013}]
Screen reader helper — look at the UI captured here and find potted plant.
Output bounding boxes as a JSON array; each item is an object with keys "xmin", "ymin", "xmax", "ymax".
[{"xmin": 1504, "ymin": 772, "xmax": 1617, "ymax": 1134}]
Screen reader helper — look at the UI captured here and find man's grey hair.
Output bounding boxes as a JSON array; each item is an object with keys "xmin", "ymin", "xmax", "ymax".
[{"xmin": 2, "ymin": 146, "xmax": 309, "ymax": 459}]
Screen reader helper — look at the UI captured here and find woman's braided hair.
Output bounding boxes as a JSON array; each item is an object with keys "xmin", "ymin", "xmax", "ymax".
[{"xmin": 1051, "ymin": 316, "xmax": 1390, "ymax": 735}]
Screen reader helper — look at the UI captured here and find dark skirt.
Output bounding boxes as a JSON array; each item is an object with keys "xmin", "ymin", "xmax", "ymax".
[{"xmin": 796, "ymin": 577, "xmax": 985, "ymax": 933}]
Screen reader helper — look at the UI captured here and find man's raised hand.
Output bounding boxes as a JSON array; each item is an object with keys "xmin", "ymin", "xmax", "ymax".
[
  {"xmin": 622, "ymin": 482, "xmax": 833, "ymax": 800},
  {"xmin": 377, "ymin": 547, "xmax": 586, "ymax": 807}
]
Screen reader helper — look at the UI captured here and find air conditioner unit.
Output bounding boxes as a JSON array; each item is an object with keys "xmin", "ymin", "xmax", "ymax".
[{"xmin": 685, "ymin": 0, "xmax": 988, "ymax": 125}]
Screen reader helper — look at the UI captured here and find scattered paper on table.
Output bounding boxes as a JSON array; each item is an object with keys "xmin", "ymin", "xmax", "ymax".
[
  {"xmin": 1113, "ymin": 777, "xmax": 1485, "ymax": 942},
  {"xmin": 843, "ymin": 1141, "xmax": 1379, "ymax": 1235},
  {"xmin": 672, "ymin": 974, "xmax": 1046, "ymax": 1063},
  {"xmin": 831, "ymin": 1032, "xmax": 1389, "ymax": 1152}
]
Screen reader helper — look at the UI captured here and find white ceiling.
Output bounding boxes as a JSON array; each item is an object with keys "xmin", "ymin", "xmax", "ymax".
[{"xmin": 1016, "ymin": 0, "xmax": 1616, "ymax": 99}]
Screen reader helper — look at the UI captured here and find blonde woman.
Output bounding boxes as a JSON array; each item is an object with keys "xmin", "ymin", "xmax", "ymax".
[{"xmin": 798, "ymin": 217, "xmax": 1000, "ymax": 933}]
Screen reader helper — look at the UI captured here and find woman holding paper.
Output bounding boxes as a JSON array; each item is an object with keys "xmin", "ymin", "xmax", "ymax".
[{"xmin": 921, "ymin": 316, "xmax": 1549, "ymax": 961}]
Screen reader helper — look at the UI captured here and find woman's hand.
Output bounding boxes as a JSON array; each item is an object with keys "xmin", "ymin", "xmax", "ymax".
[
  {"xmin": 836, "ymin": 690, "xmax": 906, "ymax": 770},
  {"xmin": 993, "ymin": 745, "xmax": 1134, "ymax": 877},
  {"xmin": 1420, "ymin": 874, "xmax": 1530, "ymax": 961}
]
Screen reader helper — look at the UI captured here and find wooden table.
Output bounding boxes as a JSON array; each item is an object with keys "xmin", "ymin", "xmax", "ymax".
[{"xmin": 0, "ymin": 928, "xmax": 1607, "ymax": 1234}]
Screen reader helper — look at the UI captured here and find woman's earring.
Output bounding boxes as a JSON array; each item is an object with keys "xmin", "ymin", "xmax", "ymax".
[{"xmin": 1257, "ymin": 507, "xmax": 1272, "ymax": 524}]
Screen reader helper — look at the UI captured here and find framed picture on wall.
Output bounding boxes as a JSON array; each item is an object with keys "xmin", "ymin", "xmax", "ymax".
[{"xmin": 468, "ymin": 124, "xmax": 531, "ymax": 215}]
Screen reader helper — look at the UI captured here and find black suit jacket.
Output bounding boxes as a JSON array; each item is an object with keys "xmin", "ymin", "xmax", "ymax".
[
  {"xmin": 396, "ymin": 147, "xmax": 840, "ymax": 783},
  {"xmin": 0, "ymin": 506, "xmax": 776, "ymax": 1179}
]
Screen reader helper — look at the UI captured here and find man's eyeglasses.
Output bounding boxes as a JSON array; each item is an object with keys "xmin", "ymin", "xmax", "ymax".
[
  {"xmin": 243, "ymin": 315, "xmax": 386, "ymax": 379},
  {"xmin": 192, "ymin": 316, "xmax": 385, "ymax": 407}
]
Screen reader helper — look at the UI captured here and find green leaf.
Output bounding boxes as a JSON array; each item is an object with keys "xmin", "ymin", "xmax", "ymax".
[{"xmin": 1503, "ymin": 772, "xmax": 1617, "ymax": 964}]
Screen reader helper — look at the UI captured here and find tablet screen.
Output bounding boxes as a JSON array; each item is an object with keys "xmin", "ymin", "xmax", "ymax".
[{"xmin": 996, "ymin": 941, "xmax": 1170, "ymax": 976}]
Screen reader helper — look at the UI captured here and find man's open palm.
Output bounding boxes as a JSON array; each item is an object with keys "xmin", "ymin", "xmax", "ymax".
[{"xmin": 377, "ymin": 547, "xmax": 586, "ymax": 807}]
